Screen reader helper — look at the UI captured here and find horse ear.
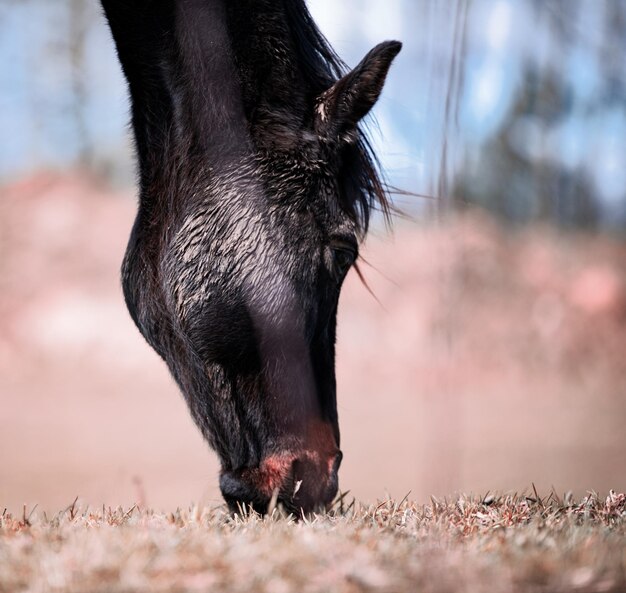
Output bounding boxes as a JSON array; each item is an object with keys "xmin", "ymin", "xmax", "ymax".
[{"xmin": 314, "ymin": 40, "xmax": 401, "ymax": 141}]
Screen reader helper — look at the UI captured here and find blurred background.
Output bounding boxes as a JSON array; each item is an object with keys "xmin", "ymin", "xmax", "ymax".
[{"xmin": 1, "ymin": 0, "xmax": 625, "ymax": 513}]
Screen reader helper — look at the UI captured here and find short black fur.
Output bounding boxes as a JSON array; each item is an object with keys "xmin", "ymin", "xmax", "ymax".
[{"xmin": 100, "ymin": 0, "xmax": 400, "ymax": 513}]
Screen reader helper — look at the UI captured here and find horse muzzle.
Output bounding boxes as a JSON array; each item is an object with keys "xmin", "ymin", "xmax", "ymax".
[{"xmin": 220, "ymin": 449, "xmax": 342, "ymax": 515}]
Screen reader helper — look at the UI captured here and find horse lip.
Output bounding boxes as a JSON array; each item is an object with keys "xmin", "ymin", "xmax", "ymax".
[
  {"xmin": 288, "ymin": 449, "xmax": 342, "ymax": 509},
  {"xmin": 331, "ymin": 450, "xmax": 343, "ymax": 474}
]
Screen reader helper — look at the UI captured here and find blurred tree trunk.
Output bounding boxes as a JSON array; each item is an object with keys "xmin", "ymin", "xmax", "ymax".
[{"xmin": 68, "ymin": 0, "xmax": 91, "ymax": 168}]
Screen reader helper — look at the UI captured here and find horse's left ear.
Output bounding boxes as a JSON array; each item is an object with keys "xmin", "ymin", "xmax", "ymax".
[{"xmin": 314, "ymin": 40, "xmax": 402, "ymax": 141}]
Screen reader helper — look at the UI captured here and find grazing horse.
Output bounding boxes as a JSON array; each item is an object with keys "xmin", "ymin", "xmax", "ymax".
[{"xmin": 100, "ymin": 0, "xmax": 400, "ymax": 514}]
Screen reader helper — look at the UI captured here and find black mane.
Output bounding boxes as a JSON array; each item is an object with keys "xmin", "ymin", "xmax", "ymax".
[
  {"xmin": 225, "ymin": 0, "xmax": 390, "ymax": 234},
  {"xmin": 283, "ymin": 0, "xmax": 390, "ymax": 235},
  {"xmin": 279, "ymin": 0, "xmax": 391, "ymax": 233}
]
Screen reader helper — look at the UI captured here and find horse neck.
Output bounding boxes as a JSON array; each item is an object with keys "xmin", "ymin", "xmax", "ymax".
[
  {"xmin": 172, "ymin": 0, "xmax": 250, "ymax": 160},
  {"xmin": 103, "ymin": 0, "xmax": 333, "ymax": 206},
  {"xmin": 103, "ymin": 0, "xmax": 254, "ymax": 193}
]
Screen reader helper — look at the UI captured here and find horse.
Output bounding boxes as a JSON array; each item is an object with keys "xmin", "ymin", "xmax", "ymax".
[{"xmin": 100, "ymin": 0, "xmax": 401, "ymax": 514}]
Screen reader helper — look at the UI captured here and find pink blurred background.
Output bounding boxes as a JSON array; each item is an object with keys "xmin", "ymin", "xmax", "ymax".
[
  {"xmin": 2, "ymin": 1, "xmax": 626, "ymax": 512},
  {"xmin": 1, "ymin": 173, "xmax": 625, "ymax": 513}
]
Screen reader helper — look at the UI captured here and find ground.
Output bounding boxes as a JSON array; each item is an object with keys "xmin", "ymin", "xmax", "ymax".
[{"xmin": 1, "ymin": 491, "xmax": 625, "ymax": 593}]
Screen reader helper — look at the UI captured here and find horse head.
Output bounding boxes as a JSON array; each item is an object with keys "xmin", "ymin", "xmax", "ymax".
[{"xmin": 101, "ymin": 0, "xmax": 400, "ymax": 514}]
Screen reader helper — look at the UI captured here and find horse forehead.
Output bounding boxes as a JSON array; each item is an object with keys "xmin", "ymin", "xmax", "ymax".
[
  {"xmin": 174, "ymin": 155, "xmax": 335, "ymax": 238},
  {"xmin": 175, "ymin": 167, "xmax": 269, "ymax": 240},
  {"xmin": 255, "ymin": 151, "xmax": 356, "ymax": 239},
  {"xmin": 169, "ymin": 174, "xmax": 320, "ymax": 316},
  {"xmin": 169, "ymin": 154, "xmax": 350, "ymax": 276}
]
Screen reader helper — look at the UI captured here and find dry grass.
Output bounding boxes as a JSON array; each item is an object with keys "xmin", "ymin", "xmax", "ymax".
[{"xmin": 1, "ymin": 490, "xmax": 625, "ymax": 593}]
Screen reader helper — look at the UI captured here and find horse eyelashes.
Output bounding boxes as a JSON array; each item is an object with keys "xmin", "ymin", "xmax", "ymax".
[{"xmin": 331, "ymin": 246, "xmax": 356, "ymax": 280}]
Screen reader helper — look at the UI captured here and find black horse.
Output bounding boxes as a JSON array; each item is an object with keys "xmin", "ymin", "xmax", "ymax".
[{"xmin": 101, "ymin": 0, "xmax": 400, "ymax": 514}]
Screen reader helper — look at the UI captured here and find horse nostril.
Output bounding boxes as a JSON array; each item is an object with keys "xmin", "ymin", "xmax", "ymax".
[
  {"xmin": 288, "ymin": 451, "xmax": 342, "ymax": 512},
  {"xmin": 331, "ymin": 450, "xmax": 343, "ymax": 475}
]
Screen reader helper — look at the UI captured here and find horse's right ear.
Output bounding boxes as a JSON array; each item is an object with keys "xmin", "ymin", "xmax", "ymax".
[{"xmin": 314, "ymin": 40, "xmax": 402, "ymax": 142}]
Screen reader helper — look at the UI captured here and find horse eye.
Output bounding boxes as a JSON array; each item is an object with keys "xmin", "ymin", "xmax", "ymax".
[{"xmin": 332, "ymin": 247, "xmax": 356, "ymax": 278}]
